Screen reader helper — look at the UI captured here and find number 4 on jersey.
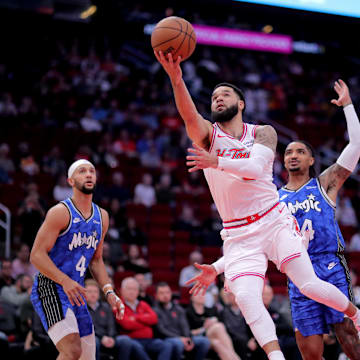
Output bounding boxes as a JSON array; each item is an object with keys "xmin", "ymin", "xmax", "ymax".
[
  {"xmin": 76, "ymin": 255, "xmax": 86, "ymax": 277},
  {"xmin": 301, "ymin": 219, "xmax": 315, "ymax": 242}
]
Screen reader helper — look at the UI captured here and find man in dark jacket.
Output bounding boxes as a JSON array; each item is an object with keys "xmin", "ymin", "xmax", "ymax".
[{"xmin": 153, "ymin": 282, "xmax": 210, "ymax": 360}]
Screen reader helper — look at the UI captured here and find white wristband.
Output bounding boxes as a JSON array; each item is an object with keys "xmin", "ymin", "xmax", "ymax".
[{"xmin": 102, "ymin": 283, "xmax": 113, "ymax": 293}]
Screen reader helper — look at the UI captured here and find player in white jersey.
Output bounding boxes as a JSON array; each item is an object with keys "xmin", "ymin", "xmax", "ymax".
[{"xmin": 154, "ymin": 50, "xmax": 360, "ymax": 360}]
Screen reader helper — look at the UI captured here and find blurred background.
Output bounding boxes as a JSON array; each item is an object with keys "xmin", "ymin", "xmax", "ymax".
[{"xmin": 0, "ymin": 1, "xmax": 360, "ymax": 358}]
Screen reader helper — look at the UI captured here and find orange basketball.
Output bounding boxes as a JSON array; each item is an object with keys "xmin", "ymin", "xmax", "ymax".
[{"xmin": 151, "ymin": 16, "xmax": 196, "ymax": 61}]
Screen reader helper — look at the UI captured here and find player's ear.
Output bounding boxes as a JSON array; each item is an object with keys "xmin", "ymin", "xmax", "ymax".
[
  {"xmin": 309, "ymin": 157, "xmax": 315, "ymax": 166},
  {"xmin": 238, "ymin": 100, "xmax": 245, "ymax": 112},
  {"xmin": 67, "ymin": 177, "xmax": 74, "ymax": 186}
]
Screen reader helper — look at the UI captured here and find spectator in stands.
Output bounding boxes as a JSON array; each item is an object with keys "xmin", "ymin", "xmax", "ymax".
[
  {"xmin": 179, "ymin": 250, "xmax": 218, "ymax": 307},
  {"xmin": 0, "ymin": 259, "xmax": 14, "ymax": 290},
  {"xmin": 17, "ymin": 196, "xmax": 45, "ymax": 247},
  {"xmin": 24, "ymin": 312, "xmax": 58, "ymax": 359},
  {"xmin": 107, "ymin": 171, "xmax": 131, "ymax": 206},
  {"xmin": 201, "ymin": 203, "xmax": 223, "ymax": 246},
  {"xmin": 52, "ymin": 174, "xmax": 72, "ymax": 201},
  {"xmin": 42, "ymin": 146, "xmax": 66, "ymax": 176},
  {"xmin": 221, "ymin": 291, "xmax": 261, "ymax": 359},
  {"xmin": 112, "ymin": 129, "xmax": 136, "ymax": 156},
  {"xmin": 11, "ymin": 244, "xmax": 37, "ymax": 278},
  {"xmin": 0, "ymin": 143, "xmax": 15, "ymax": 175},
  {"xmin": 181, "ymin": 171, "xmax": 206, "ymax": 196},
  {"xmin": 153, "ymin": 282, "xmax": 210, "ymax": 360},
  {"xmin": 155, "ymin": 172, "xmax": 176, "ymax": 205},
  {"xmin": 85, "ymin": 279, "xmax": 139, "ymax": 360},
  {"xmin": 134, "ymin": 173, "xmax": 156, "ymax": 207},
  {"xmin": 0, "ymin": 273, "xmax": 33, "ymax": 308},
  {"xmin": 263, "ymin": 284, "xmax": 301, "ymax": 360},
  {"xmin": 134, "ymin": 272, "xmax": 154, "ymax": 305},
  {"xmin": 102, "ymin": 241, "xmax": 115, "ymax": 277},
  {"xmin": 109, "ymin": 198, "xmax": 127, "ymax": 229},
  {"xmin": 174, "ymin": 204, "xmax": 201, "ymax": 235},
  {"xmin": 121, "ymin": 217, "xmax": 148, "ymax": 246},
  {"xmin": 350, "ymin": 269, "xmax": 360, "ymax": 306},
  {"xmin": 117, "ymin": 277, "xmax": 174, "ymax": 360},
  {"xmin": 20, "ymin": 155, "xmax": 40, "ymax": 176},
  {"xmin": 0, "ymin": 298, "xmax": 17, "ymax": 357},
  {"xmin": 186, "ymin": 292, "xmax": 240, "ymax": 360},
  {"xmin": 336, "ymin": 196, "xmax": 358, "ymax": 228},
  {"xmin": 349, "ymin": 227, "xmax": 360, "ymax": 251},
  {"xmin": 122, "ymin": 244, "xmax": 149, "ymax": 274},
  {"xmin": 140, "ymin": 144, "xmax": 162, "ymax": 169}
]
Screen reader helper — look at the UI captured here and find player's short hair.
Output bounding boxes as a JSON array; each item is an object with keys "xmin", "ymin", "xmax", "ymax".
[
  {"xmin": 296, "ymin": 140, "xmax": 317, "ymax": 178},
  {"xmin": 213, "ymin": 82, "xmax": 246, "ymax": 113}
]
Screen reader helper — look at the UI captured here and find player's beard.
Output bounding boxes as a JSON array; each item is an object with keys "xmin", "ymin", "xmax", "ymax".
[
  {"xmin": 74, "ymin": 180, "xmax": 96, "ymax": 194},
  {"xmin": 211, "ymin": 104, "xmax": 238, "ymax": 123}
]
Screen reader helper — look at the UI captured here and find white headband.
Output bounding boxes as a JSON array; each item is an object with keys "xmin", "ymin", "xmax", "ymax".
[{"xmin": 67, "ymin": 159, "xmax": 95, "ymax": 178}]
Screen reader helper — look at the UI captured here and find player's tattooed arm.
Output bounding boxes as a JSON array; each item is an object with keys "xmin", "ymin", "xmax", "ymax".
[
  {"xmin": 319, "ymin": 163, "xmax": 351, "ymax": 201},
  {"xmin": 254, "ymin": 125, "xmax": 277, "ymax": 153}
]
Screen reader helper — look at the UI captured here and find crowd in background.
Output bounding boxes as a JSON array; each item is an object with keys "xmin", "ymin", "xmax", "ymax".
[{"xmin": 1, "ymin": 2, "xmax": 360, "ymax": 359}]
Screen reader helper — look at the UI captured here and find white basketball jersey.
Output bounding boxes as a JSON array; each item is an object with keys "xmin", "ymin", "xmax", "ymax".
[{"xmin": 203, "ymin": 122, "xmax": 279, "ymax": 221}]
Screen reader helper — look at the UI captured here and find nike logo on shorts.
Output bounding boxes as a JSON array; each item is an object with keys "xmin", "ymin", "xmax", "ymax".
[{"xmin": 328, "ymin": 262, "xmax": 337, "ymax": 270}]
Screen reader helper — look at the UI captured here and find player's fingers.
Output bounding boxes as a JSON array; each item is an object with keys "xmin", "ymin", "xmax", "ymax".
[
  {"xmin": 71, "ymin": 292, "xmax": 81, "ymax": 306},
  {"xmin": 187, "ymin": 147, "xmax": 201, "ymax": 154},
  {"xmin": 193, "ymin": 262, "xmax": 204, "ymax": 270},
  {"xmin": 331, "ymin": 99, "xmax": 339, "ymax": 106},
  {"xmin": 175, "ymin": 55, "xmax": 182, "ymax": 66},
  {"xmin": 188, "ymin": 166, "xmax": 200, "ymax": 173},
  {"xmin": 67, "ymin": 294, "xmax": 75, "ymax": 306},
  {"xmin": 201, "ymin": 286, "xmax": 208, "ymax": 296},
  {"xmin": 154, "ymin": 51, "xmax": 161, "ymax": 62},
  {"xmin": 338, "ymin": 79, "xmax": 346, "ymax": 87},
  {"xmin": 159, "ymin": 51, "xmax": 166, "ymax": 63},
  {"xmin": 168, "ymin": 53, "xmax": 173, "ymax": 65},
  {"xmin": 186, "ymin": 161, "xmax": 197, "ymax": 167}
]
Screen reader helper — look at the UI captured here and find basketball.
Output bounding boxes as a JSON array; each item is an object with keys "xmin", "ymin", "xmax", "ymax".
[{"xmin": 151, "ymin": 16, "xmax": 196, "ymax": 61}]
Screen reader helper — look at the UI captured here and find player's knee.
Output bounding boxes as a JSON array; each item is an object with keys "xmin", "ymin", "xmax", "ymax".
[
  {"xmin": 63, "ymin": 343, "xmax": 82, "ymax": 360},
  {"xmin": 298, "ymin": 280, "xmax": 318, "ymax": 299},
  {"xmin": 235, "ymin": 289, "xmax": 262, "ymax": 324}
]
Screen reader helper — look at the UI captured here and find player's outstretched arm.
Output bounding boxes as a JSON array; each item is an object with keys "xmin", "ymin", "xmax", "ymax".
[
  {"xmin": 89, "ymin": 208, "xmax": 125, "ymax": 320},
  {"xmin": 30, "ymin": 204, "xmax": 87, "ymax": 306},
  {"xmin": 320, "ymin": 80, "xmax": 360, "ymax": 202},
  {"xmin": 154, "ymin": 51, "xmax": 212, "ymax": 148}
]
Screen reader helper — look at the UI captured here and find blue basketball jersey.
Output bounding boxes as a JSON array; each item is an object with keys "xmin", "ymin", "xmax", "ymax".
[
  {"xmin": 279, "ymin": 178, "xmax": 353, "ymax": 335},
  {"xmin": 49, "ymin": 198, "xmax": 102, "ymax": 286},
  {"xmin": 278, "ymin": 178, "xmax": 345, "ymax": 258},
  {"xmin": 31, "ymin": 198, "xmax": 102, "ymax": 336}
]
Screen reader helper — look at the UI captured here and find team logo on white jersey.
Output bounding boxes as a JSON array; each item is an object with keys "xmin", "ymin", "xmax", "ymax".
[
  {"xmin": 73, "ymin": 217, "xmax": 81, "ymax": 223},
  {"xmin": 69, "ymin": 230, "xmax": 98, "ymax": 251},
  {"xmin": 287, "ymin": 194, "xmax": 321, "ymax": 214},
  {"xmin": 216, "ymin": 148, "xmax": 249, "ymax": 159}
]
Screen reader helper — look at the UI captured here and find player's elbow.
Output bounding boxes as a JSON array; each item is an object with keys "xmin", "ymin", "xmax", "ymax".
[{"xmin": 29, "ymin": 249, "xmax": 38, "ymax": 267}]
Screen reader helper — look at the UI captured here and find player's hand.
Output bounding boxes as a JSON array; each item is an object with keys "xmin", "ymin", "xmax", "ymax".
[
  {"xmin": 108, "ymin": 293, "xmax": 125, "ymax": 320},
  {"xmin": 331, "ymin": 79, "xmax": 352, "ymax": 107},
  {"xmin": 61, "ymin": 276, "xmax": 87, "ymax": 306},
  {"xmin": 154, "ymin": 50, "xmax": 182, "ymax": 86},
  {"xmin": 187, "ymin": 143, "xmax": 218, "ymax": 172},
  {"xmin": 185, "ymin": 263, "xmax": 217, "ymax": 295}
]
